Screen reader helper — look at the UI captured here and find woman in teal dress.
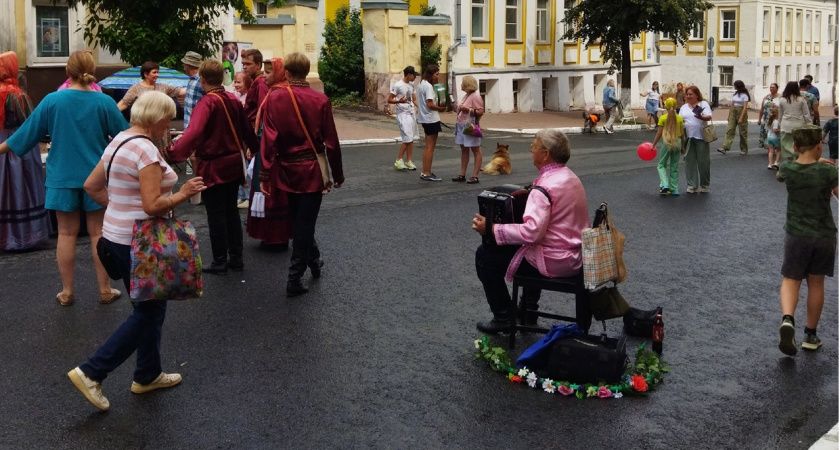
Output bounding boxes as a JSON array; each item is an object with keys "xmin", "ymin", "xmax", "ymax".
[
  {"xmin": 0, "ymin": 51, "xmax": 51, "ymax": 251},
  {"xmin": 0, "ymin": 50, "xmax": 128, "ymax": 306},
  {"xmin": 758, "ymin": 83, "xmax": 780, "ymax": 150}
]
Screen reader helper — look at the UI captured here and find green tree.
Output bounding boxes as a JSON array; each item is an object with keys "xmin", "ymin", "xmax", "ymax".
[
  {"xmin": 561, "ymin": 0, "xmax": 712, "ymax": 107},
  {"xmin": 56, "ymin": 0, "xmax": 259, "ymax": 67},
  {"xmin": 318, "ymin": 5, "xmax": 364, "ymax": 98}
]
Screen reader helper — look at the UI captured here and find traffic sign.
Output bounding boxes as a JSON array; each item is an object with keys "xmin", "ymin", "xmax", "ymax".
[{"xmin": 707, "ymin": 37, "xmax": 715, "ymax": 50}]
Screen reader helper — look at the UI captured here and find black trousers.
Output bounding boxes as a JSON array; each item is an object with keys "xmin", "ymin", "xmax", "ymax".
[
  {"xmin": 475, "ymin": 244, "xmax": 541, "ymax": 318},
  {"xmin": 287, "ymin": 192, "xmax": 323, "ymax": 280},
  {"xmin": 202, "ymin": 181, "xmax": 244, "ymax": 265}
]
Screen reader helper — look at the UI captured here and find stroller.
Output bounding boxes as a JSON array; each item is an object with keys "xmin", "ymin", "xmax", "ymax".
[{"xmin": 582, "ymin": 103, "xmax": 605, "ymax": 134}]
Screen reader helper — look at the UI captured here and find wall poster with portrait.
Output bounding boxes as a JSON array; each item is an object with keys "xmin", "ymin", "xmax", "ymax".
[{"xmin": 36, "ymin": 6, "xmax": 69, "ymax": 58}]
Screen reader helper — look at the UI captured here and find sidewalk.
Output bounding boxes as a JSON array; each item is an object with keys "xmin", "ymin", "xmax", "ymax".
[{"xmin": 334, "ymin": 104, "xmax": 836, "ymax": 145}]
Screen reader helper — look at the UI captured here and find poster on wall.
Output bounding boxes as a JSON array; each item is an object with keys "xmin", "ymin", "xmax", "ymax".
[
  {"xmin": 221, "ymin": 41, "xmax": 252, "ymax": 88},
  {"xmin": 41, "ymin": 18, "xmax": 61, "ymax": 53}
]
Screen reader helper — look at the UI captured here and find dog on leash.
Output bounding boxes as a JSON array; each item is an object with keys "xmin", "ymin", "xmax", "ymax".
[
  {"xmin": 481, "ymin": 143, "xmax": 512, "ymax": 175},
  {"xmin": 583, "ymin": 111, "xmax": 601, "ymax": 133}
]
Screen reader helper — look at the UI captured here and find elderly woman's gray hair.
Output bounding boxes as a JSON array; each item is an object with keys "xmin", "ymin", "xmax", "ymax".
[
  {"xmin": 536, "ymin": 129, "xmax": 571, "ymax": 164},
  {"xmin": 130, "ymin": 91, "xmax": 176, "ymax": 127}
]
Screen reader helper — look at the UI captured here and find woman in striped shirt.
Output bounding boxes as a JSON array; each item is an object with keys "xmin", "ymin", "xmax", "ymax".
[{"xmin": 67, "ymin": 91, "xmax": 205, "ymax": 411}]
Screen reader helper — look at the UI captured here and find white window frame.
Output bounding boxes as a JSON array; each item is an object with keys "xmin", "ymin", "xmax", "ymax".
[
  {"xmin": 720, "ymin": 10, "xmax": 737, "ymax": 41},
  {"xmin": 661, "ymin": 31, "xmax": 673, "ymax": 40},
  {"xmin": 763, "ymin": 66, "xmax": 769, "ymax": 87},
  {"xmin": 254, "ymin": 1, "xmax": 267, "ymax": 18},
  {"xmin": 471, "ymin": 0, "xmax": 489, "ymax": 41},
  {"xmin": 786, "ymin": 65, "xmax": 791, "ymax": 82},
  {"xmin": 690, "ymin": 12, "xmax": 704, "ymax": 40},
  {"xmin": 762, "ymin": 9, "xmax": 770, "ymax": 42},
  {"xmin": 774, "ymin": 65, "xmax": 780, "ymax": 84},
  {"xmin": 26, "ymin": 0, "xmax": 86, "ymax": 67},
  {"xmin": 786, "ymin": 11, "xmax": 793, "ymax": 43},
  {"xmin": 815, "ymin": 64, "xmax": 820, "ymax": 83},
  {"xmin": 536, "ymin": 0, "xmax": 550, "ymax": 43},
  {"xmin": 829, "ymin": 15, "xmax": 835, "ymax": 43},
  {"xmin": 815, "ymin": 12, "xmax": 821, "ymax": 43},
  {"xmin": 796, "ymin": 64, "xmax": 801, "ymax": 81},
  {"xmin": 563, "ymin": 0, "xmax": 577, "ymax": 41},
  {"xmin": 505, "ymin": 0, "xmax": 522, "ymax": 42},
  {"xmin": 805, "ymin": 12, "xmax": 811, "ymax": 42},
  {"xmin": 796, "ymin": 11, "xmax": 802, "ymax": 44},
  {"xmin": 774, "ymin": 10, "xmax": 781, "ymax": 41},
  {"xmin": 719, "ymin": 66, "xmax": 733, "ymax": 86}
]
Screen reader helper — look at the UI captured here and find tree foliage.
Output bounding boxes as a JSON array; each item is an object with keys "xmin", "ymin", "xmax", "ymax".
[
  {"xmin": 561, "ymin": 0, "xmax": 712, "ymax": 104},
  {"xmin": 57, "ymin": 0, "xmax": 258, "ymax": 67},
  {"xmin": 318, "ymin": 6, "xmax": 364, "ymax": 98}
]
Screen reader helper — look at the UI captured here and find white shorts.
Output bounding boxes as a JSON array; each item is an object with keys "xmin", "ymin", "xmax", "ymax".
[{"xmin": 397, "ymin": 114, "xmax": 419, "ymax": 143}]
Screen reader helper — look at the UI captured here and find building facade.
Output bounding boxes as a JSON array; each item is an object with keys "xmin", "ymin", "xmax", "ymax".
[
  {"xmin": 434, "ymin": 0, "xmax": 661, "ymax": 112},
  {"xmin": 659, "ymin": 0, "xmax": 838, "ymax": 106}
]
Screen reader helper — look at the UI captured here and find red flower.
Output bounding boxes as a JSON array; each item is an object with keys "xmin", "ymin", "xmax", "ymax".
[
  {"xmin": 510, "ymin": 376, "xmax": 523, "ymax": 383},
  {"xmin": 631, "ymin": 375, "xmax": 648, "ymax": 392}
]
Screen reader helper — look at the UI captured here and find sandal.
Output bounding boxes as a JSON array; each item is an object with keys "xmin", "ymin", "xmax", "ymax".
[
  {"xmin": 452, "ymin": 175, "xmax": 466, "ymax": 182},
  {"xmin": 466, "ymin": 177, "xmax": 480, "ymax": 184},
  {"xmin": 56, "ymin": 292, "xmax": 74, "ymax": 306},
  {"xmin": 99, "ymin": 288, "xmax": 122, "ymax": 305}
]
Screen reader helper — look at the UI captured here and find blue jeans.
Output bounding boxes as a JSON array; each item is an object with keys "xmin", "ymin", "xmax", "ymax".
[{"xmin": 80, "ymin": 238, "xmax": 168, "ymax": 385}]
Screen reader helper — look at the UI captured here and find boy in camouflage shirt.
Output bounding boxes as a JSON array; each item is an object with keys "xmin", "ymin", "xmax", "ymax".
[{"xmin": 776, "ymin": 125, "xmax": 839, "ymax": 356}]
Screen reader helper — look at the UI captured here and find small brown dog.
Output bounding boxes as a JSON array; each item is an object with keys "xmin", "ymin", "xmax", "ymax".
[{"xmin": 481, "ymin": 143, "xmax": 512, "ymax": 175}]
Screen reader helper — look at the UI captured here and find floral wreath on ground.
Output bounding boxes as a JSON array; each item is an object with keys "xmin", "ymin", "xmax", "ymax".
[{"xmin": 474, "ymin": 335, "xmax": 669, "ymax": 399}]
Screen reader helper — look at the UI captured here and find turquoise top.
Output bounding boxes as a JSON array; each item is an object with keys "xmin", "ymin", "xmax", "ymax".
[{"xmin": 7, "ymin": 89, "xmax": 128, "ymax": 188}]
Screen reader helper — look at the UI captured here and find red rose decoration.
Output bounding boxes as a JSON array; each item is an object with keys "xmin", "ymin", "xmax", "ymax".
[{"xmin": 631, "ymin": 375, "xmax": 648, "ymax": 392}]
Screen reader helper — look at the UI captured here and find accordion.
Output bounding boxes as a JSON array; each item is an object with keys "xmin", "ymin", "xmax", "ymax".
[{"xmin": 477, "ymin": 184, "xmax": 528, "ymax": 246}]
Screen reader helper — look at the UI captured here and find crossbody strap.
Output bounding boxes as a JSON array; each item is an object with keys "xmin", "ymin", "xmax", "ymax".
[
  {"xmin": 209, "ymin": 92, "xmax": 246, "ymax": 153},
  {"xmin": 526, "ymin": 184, "xmax": 552, "ymax": 205},
  {"xmin": 106, "ymin": 134, "xmax": 155, "ymax": 186},
  {"xmin": 285, "ymin": 86, "xmax": 319, "ymax": 155}
]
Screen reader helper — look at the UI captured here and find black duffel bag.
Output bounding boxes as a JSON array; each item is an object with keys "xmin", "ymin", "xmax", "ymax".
[
  {"xmin": 623, "ymin": 306, "xmax": 663, "ymax": 337},
  {"xmin": 544, "ymin": 333, "xmax": 627, "ymax": 384}
]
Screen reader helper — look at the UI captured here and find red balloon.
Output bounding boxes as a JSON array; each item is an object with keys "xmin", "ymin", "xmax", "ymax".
[{"xmin": 637, "ymin": 142, "xmax": 657, "ymax": 161}]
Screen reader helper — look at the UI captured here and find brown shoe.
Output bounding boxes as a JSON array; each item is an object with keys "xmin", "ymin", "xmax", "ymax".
[
  {"xmin": 99, "ymin": 288, "xmax": 122, "ymax": 304},
  {"xmin": 56, "ymin": 292, "xmax": 74, "ymax": 306}
]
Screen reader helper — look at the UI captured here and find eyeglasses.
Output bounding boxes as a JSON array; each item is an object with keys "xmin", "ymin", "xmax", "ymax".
[{"xmin": 531, "ymin": 142, "xmax": 546, "ymax": 151}]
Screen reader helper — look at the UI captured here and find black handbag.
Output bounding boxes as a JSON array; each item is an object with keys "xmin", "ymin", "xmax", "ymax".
[
  {"xmin": 96, "ymin": 239, "xmax": 123, "ymax": 280},
  {"xmin": 544, "ymin": 333, "xmax": 628, "ymax": 384},
  {"xmin": 588, "ymin": 283, "xmax": 630, "ymax": 321},
  {"xmin": 623, "ymin": 306, "xmax": 664, "ymax": 337}
]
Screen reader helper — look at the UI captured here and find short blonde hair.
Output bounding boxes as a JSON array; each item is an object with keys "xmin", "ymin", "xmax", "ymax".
[
  {"xmin": 66, "ymin": 50, "xmax": 96, "ymax": 87},
  {"xmin": 130, "ymin": 91, "xmax": 176, "ymax": 127},
  {"xmin": 462, "ymin": 75, "xmax": 478, "ymax": 93},
  {"xmin": 284, "ymin": 52, "xmax": 310, "ymax": 79},
  {"xmin": 199, "ymin": 60, "xmax": 223, "ymax": 86},
  {"xmin": 606, "ymin": 79, "xmax": 615, "ymax": 87}
]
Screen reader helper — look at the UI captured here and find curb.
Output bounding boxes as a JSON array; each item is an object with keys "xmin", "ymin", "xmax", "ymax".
[
  {"xmin": 486, "ymin": 120, "xmax": 729, "ymax": 136},
  {"xmin": 810, "ymin": 423, "xmax": 839, "ymax": 450},
  {"xmin": 338, "ymin": 121, "xmax": 730, "ymax": 145}
]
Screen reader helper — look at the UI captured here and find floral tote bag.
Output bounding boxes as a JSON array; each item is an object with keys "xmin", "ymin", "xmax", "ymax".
[{"xmin": 130, "ymin": 215, "xmax": 203, "ymax": 300}]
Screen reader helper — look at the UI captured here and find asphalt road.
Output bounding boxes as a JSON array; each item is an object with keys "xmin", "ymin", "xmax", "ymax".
[{"xmin": 0, "ymin": 126, "xmax": 837, "ymax": 449}]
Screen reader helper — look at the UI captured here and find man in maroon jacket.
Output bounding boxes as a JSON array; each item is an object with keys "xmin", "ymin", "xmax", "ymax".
[
  {"xmin": 259, "ymin": 52, "xmax": 345, "ymax": 297},
  {"xmin": 242, "ymin": 49, "xmax": 269, "ymax": 128},
  {"xmin": 168, "ymin": 60, "xmax": 259, "ymax": 274}
]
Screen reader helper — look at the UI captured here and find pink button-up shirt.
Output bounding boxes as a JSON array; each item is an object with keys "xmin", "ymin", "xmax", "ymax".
[{"xmin": 493, "ymin": 163, "xmax": 589, "ymax": 281}]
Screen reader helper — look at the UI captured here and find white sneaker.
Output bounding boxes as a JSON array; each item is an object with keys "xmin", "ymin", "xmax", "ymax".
[
  {"xmin": 131, "ymin": 372, "xmax": 182, "ymax": 394},
  {"xmin": 404, "ymin": 160, "xmax": 417, "ymax": 170},
  {"xmin": 395, "ymin": 159, "xmax": 407, "ymax": 171},
  {"xmin": 604, "ymin": 127, "xmax": 614, "ymax": 134},
  {"xmin": 68, "ymin": 367, "xmax": 110, "ymax": 411}
]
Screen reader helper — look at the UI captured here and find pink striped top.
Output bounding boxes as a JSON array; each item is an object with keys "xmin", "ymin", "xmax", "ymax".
[{"xmin": 102, "ymin": 132, "xmax": 178, "ymax": 245}]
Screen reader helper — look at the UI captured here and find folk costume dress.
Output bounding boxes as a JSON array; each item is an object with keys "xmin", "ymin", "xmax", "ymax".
[
  {"xmin": 0, "ymin": 51, "xmax": 51, "ymax": 250},
  {"xmin": 247, "ymin": 59, "xmax": 293, "ymax": 246}
]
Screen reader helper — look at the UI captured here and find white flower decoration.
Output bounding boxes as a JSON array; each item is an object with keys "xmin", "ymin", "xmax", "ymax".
[
  {"xmin": 526, "ymin": 372, "xmax": 538, "ymax": 388},
  {"xmin": 613, "ymin": 392, "xmax": 623, "ymax": 399},
  {"xmin": 474, "ymin": 339, "xmax": 481, "ymax": 349},
  {"xmin": 542, "ymin": 379, "xmax": 556, "ymax": 393},
  {"xmin": 517, "ymin": 367, "xmax": 529, "ymax": 377}
]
